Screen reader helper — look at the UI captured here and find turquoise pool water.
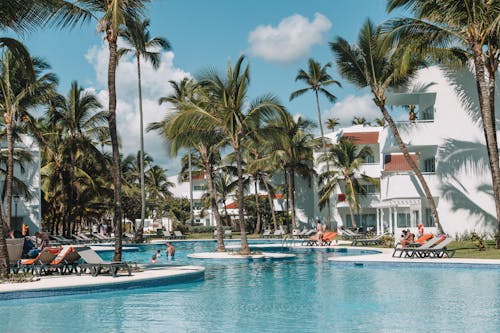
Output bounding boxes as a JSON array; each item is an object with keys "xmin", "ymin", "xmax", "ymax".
[{"xmin": 2, "ymin": 240, "xmax": 500, "ymax": 332}]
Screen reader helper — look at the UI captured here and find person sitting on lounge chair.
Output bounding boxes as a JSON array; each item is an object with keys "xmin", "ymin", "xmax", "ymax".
[
  {"xmin": 316, "ymin": 220, "xmax": 324, "ymax": 245},
  {"xmin": 400, "ymin": 229, "xmax": 415, "ymax": 248},
  {"xmin": 417, "ymin": 223, "xmax": 425, "ymax": 238}
]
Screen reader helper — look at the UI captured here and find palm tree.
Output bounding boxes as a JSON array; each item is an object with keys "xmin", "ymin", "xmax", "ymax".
[
  {"xmin": 151, "ymin": 79, "xmax": 229, "ymax": 252},
  {"xmin": 159, "ymin": 78, "xmax": 197, "ymax": 228},
  {"xmin": 64, "ymin": 0, "xmax": 150, "ymax": 261},
  {"xmin": 352, "ymin": 116, "xmax": 370, "ymax": 126},
  {"xmin": 290, "ymin": 58, "xmax": 342, "ymax": 228},
  {"xmin": 326, "ymin": 117, "xmax": 340, "ymax": 131},
  {"xmin": 0, "ymin": 52, "xmax": 57, "ymax": 231},
  {"xmin": 385, "ymin": 0, "xmax": 500, "ymax": 246},
  {"xmin": 374, "ymin": 118, "xmax": 386, "ymax": 127},
  {"xmin": 318, "ymin": 138, "xmax": 378, "ymax": 228},
  {"xmin": 330, "ymin": 19, "xmax": 443, "ymax": 233},
  {"xmin": 119, "ymin": 18, "xmax": 170, "ymax": 243},
  {"xmin": 46, "ymin": 81, "xmax": 106, "ymax": 237},
  {"xmin": 255, "ymin": 115, "xmax": 317, "ymax": 230},
  {"xmin": 165, "ymin": 56, "xmax": 286, "ymax": 254}
]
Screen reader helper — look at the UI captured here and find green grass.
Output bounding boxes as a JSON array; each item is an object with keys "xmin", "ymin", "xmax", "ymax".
[{"xmin": 448, "ymin": 240, "xmax": 500, "ymax": 259}]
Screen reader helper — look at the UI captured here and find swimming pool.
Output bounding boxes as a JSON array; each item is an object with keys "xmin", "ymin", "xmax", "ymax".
[{"xmin": 2, "ymin": 240, "xmax": 500, "ymax": 332}]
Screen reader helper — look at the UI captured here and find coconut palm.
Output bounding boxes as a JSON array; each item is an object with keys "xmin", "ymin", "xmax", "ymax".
[
  {"xmin": 165, "ymin": 56, "xmax": 286, "ymax": 254},
  {"xmin": 330, "ymin": 19, "xmax": 443, "ymax": 233},
  {"xmin": 60, "ymin": 0, "xmax": 150, "ymax": 261},
  {"xmin": 385, "ymin": 0, "xmax": 500, "ymax": 246},
  {"xmin": 0, "ymin": 52, "xmax": 57, "ymax": 231},
  {"xmin": 290, "ymin": 58, "xmax": 342, "ymax": 228},
  {"xmin": 352, "ymin": 116, "xmax": 370, "ymax": 126},
  {"xmin": 318, "ymin": 138, "xmax": 378, "ymax": 228},
  {"xmin": 119, "ymin": 18, "xmax": 170, "ymax": 243},
  {"xmin": 151, "ymin": 79, "xmax": 229, "ymax": 252},
  {"xmin": 255, "ymin": 115, "xmax": 317, "ymax": 230},
  {"xmin": 46, "ymin": 81, "xmax": 106, "ymax": 236},
  {"xmin": 374, "ymin": 118, "xmax": 386, "ymax": 127},
  {"xmin": 326, "ymin": 117, "xmax": 340, "ymax": 131},
  {"xmin": 158, "ymin": 78, "xmax": 197, "ymax": 228}
]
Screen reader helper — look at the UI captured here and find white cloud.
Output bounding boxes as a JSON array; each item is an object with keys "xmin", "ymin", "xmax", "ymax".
[
  {"xmin": 248, "ymin": 13, "xmax": 332, "ymax": 64},
  {"xmin": 324, "ymin": 94, "xmax": 380, "ymax": 126},
  {"xmin": 85, "ymin": 42, "xmax": 192, "ymax": 175}
]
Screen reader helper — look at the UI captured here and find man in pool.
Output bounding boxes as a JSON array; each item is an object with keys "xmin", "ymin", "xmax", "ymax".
[{"xmin": 166, "ymin": 242, "xmax": 175, "ymax": 257}]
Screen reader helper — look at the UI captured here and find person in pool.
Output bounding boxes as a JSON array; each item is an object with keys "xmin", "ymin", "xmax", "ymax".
[{"xmin": 166, "ymin": 242, "xmax": 175, "ymax": 257}]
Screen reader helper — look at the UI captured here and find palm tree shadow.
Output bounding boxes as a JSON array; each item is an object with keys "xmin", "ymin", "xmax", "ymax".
[{"xmin": 437, "ymin": 138, "xmax": 496, "ymax": 230}]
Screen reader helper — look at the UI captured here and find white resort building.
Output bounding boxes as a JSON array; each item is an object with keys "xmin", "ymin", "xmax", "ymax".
[{"xmin": 168, "ymin": 69, "xmax": 498, "ymax": 238}]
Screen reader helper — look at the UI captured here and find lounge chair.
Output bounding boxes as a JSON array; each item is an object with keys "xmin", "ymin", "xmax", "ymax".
[
  {"xmin": 262, "ymin": 229, "xmax": 272, "ymax": 238},
  {"xmin": 49, "ymin": 245, "xmax": 81, "ymax": 274},
  {"xmin": 50, "ymin": 235, "xmax": 74, "ymax": 245},
  {"xmin": 393, "ymin": 236, "xmax": 444, "ymax": 258},
  {"xmin": 339, "ymin": 227, "xmax": 364, "ymax": 240},
  {"xmin": 75, "ymin": 246, "xmax": 131, "ymax": 277},
  {"xmin": 224, "ymin": 230, "xmax": 232, "ymax": 239},
  {"xmin": 93, "ymin": 233, "xmax": 113, "ymax": 243},
  {"xmin": 271, "ymin": 229, "xmax": 284, "ymax": 238},
  {"xmin": 302, "ymin": 232, "xmax": 337, "ymax": 246},
  {"xmin": 172, "ymin": 231, "xmax": 186, "ymax": 239},
  {"xmin": 19, "ymin": 247, "xmax": 61, "ymax": 276},
  {"xmin": 6, "ymin": 238, "xmax": 24, "ymax": 273},
  {"xmin": 405, "ymin": 237, "xmax": 455, "ymax": 258},
  {"xmin": 351, "ymin": 232, "xmax": 391, "ymax": 246}
]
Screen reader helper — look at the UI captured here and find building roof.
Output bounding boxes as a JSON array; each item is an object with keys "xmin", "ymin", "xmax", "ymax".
[
  {"xmin": 342, "ymin": 131, "xmax": 379, "ymax": 144},
  {"xmin": 384, "ymin": 153, "xmax": 419, "ymax": 172}
]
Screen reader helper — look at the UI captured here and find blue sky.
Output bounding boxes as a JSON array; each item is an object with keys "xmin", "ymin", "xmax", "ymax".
[{"xmin": 14, "ymin": 0, "xmax": 407, "ymax": 175}]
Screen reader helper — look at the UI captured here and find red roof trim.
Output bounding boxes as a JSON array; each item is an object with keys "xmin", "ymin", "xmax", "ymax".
[
  {"xmin": 384, "ymin": 154, "xmax": 419, "ymax": 172},
  {"xmin": 342, "ymin": 132, "xmax": 379, "ymax": 144}
]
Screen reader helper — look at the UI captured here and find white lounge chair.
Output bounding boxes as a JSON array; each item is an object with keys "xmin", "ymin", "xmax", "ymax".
[
  {"xmin": 75, "ymin": 246, "xmax": 131, "ymax": 277},
  {"xmin": 351, "ymin": 232, "xmax": 391, "ymax": 246},
  {"xmin": 406, "ymin": 237, "xmax": 455, "ymax": 258},
  {"xmin": 173, "ymin": 231, "xmax": 186, "ymax": 239},
  {"xmin": 7, "ymin": 238, "xmax": 24, "ymax": 273},
  {"xmin": 395, "ymin": 236, "xmax": 444, "ymax": 258}
]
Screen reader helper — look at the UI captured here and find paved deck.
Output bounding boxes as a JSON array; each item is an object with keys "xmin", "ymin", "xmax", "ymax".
[
  {"xmin": 0, "ymin": 265, "xmax": 205, "ymax": 300},
  {"xmin": 328, "ymin": 247, "xmax": 500, "ymax": 268}
]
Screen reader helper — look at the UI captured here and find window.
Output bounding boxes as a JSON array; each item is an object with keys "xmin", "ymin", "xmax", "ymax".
[
  {"xmin": 364, "ymin": 154, "xmax": 375, "ymax": 163},
  {"xmin": 359, "ymin": 184, "xmax": 378, "ymax": 194},
  {"xmin": 424, "ymin": 208, "xmax": 434, "ymax": 227},
  {"xmin": 193, "ymin": 185, "xmax": 205, "ymax": 191},
  {"xmin": 397, "ymin": 213, "xmax": 411, "ymax": 228},
  {"xmin": 420, "ymin": 106, "xmax": 435, "ymax": 120},
  {"xmin": 345, "ymin": 214, "xmax": 376, "ymax": 229},
  {"xmin": 424, "ymin": 158, "xmax": 435, "ymax": 173}
]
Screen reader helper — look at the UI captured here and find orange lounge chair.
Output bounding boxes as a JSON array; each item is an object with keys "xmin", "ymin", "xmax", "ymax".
[
  {"xmin": 20, "ymin": 247, "xmax": 61, "ymax": 276},
  {"xmin": 50, "ymin": 246, "xmax": 81, "ymax": 274},
  {"xmin": 302, "ymin": 232, "xmax": 337, "ymax": 246},
  {"xmin": 414, "ymin": 233, "xmax": 434, "ymax": 245}
]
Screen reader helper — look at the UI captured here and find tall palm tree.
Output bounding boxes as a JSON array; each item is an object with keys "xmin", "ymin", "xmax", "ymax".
[
  {"xmin": 166, "ymin": 56, "xmax": 286, "ymax": 254},
  {"xmin": 318, "ymin": 138, "xmax": 378, "ymax": 228},
  {"xmin": 290, "ymin": 58, "xmax": 341, "ymax": 228},
  {"xmin": 159, "ymin": 78, "xmax": 197, "ymax": 229},
  {"xmin": 326, "ymin": 117, "xmax": 340, "ymax": 131},
  {"xmin": 46, "ymin": 81, "xmax": 106, "ymax": 237},
  {"xmin": 385, "ymin": 0, "xmax": 500, "ymax": 246},
  {"xmin": 255, "ymin": 115, "xmax": 317, "ymax": 230},
  {"xmin": 152, "ymin": 79, "xmax": 228, "ymax": 252},
  {"xmin": 65, "ymin": 0, "xmax": 150, "ymax": 261},
  {"xmin": 119, "ymin": 18, "xmax": 170, "ymax": 243},
  {"xmin": 0, "ymin": 52, "xmax": 57, "ymax": 231},
  {"xmin": 330, "ymin": 19, "xmax": 443, "ymax": 234}
]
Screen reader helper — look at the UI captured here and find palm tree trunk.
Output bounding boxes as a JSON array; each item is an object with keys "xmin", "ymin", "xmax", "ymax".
[
  {"xmin": 263, "ymin": 179, "xmax": 278, "ymax": 231},
  {"xmin": 288, "ymin": 168, "xmax": 296, "ymax": 230},
  {"xmin": 189, "ymin": 148, "xmax": 194, "ymax": 225},
  {"xmin": 235, "ymin": 147, "xmax": 250, "ymax": 254},
  {"xmin": 5, "ymin": 114, "xmax": 13, "ymax": 231},
  {"xmin": 473, "ymin": 50, "xmax": 500, "ymax": 248},
  {"xmin": 315, "ymin": 91, "xmax": 332, "ymax": 229},
  {"xmin": 0, "ymin": 201, "xmax": 8, "ymax": 278},
  {"xmin": 205, "ymin": 161, "xmax": 225, "ymax": 251},
  {"xmin": 107, "ymin": 35, "xmax": 123, "ymax": 261},
  {"xmin": 135, "ymin": 54, "xmax": 145, "ymax": 244},
  {"xmin": 254, "ymin": 176, "xmax": 262, "ymax": 234},
  {"xmin": 375, "ymin": 98, "xmax": 443, "ymax": 234}
]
